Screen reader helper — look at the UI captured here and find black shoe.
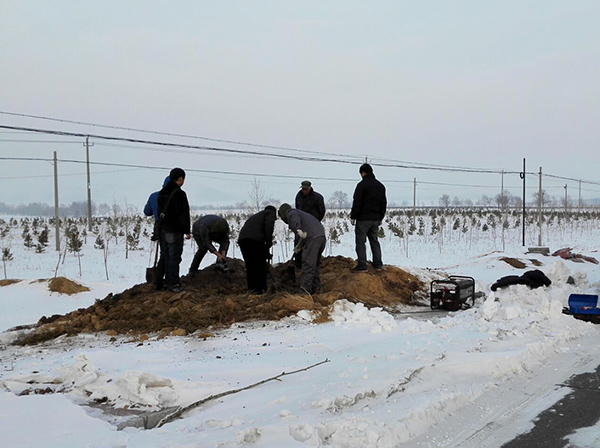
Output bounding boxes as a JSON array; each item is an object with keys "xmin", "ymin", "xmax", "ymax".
[
  {"xmin": 167, "ymin": 284, "xmax": 183, "ymax": 293},
  {"xmin": 188, "ymin": 270, "xmax": 197, "ymax": 278},
  {"xmin": 350, "ymin": 265, "xmax": 368, "ymax": 273},
  {"xmin": 373, "ymin": 266, "xmax": 384, "ymax": 272}
]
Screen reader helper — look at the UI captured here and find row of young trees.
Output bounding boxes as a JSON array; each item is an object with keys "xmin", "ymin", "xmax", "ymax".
[{"xmin": 2, "ymin": 206, "xmax": 600, "ymax": 279}]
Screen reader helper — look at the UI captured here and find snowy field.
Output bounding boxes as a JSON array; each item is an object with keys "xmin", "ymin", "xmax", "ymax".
[{"xmin": 2, "ymin": 212, "xmax": 600, "ymax": 447}]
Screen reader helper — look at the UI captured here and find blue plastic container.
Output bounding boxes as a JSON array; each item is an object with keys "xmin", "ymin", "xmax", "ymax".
[{"xmin": 568, "ymin": 294, "xmax": 600, "ymax": 315}]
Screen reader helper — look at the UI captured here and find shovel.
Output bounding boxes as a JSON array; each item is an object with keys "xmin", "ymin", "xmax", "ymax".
[{"xmin": 145, "ymin": 241, "xmax": 159, "ymax": 284}]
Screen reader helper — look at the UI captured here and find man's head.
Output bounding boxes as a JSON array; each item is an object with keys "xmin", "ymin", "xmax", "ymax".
[
  {"xmin": 300, "ymin": 180, "xmax": 312, "ymax": 196},
  {"xmin": 264, "ymin": 205, "xmax": 277, "ymax": 215},
  {"xmin": 359, "ymin": 163, "xmax": 373, "ymax": 178},
  {"xmin": 169, "ymin": 167, "xmax": 186, "ymax": 186},
  {"xmin": 211, "ymin": 218, "xmax": 229, "ymax": 237},
  {"xmin": 278, "ymin": 203, "xmax": 292, "ymax": 224}
]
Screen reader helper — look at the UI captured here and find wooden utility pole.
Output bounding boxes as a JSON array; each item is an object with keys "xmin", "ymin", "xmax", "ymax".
[
  {"xmin": 54, "ymin": 151, "xmax": 60, "ymax": 251},
  {"xmin": 520, "ymin": 158, "xmax": 526, "ymax": 246},
  {"xmin": 84, "ymin": 136, "xmax": 94, "ymax": 231},
  {"xmin": 564, "ymin": 184, "xmax": 568, "ymax": 215},
  {"xmin": 538, "ymin": 167, "xmax": 542, "ymax": 247},
  {"xmin": 412, "ymin": 178, "xmax": 417, "ymax": 226}
]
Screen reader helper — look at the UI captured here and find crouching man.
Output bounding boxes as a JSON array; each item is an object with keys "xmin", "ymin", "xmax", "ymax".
[
  {"xmin": 278, "ymin": 203, "xmax": 326, "ymax": 294},
  {"xmin": 189, "ymin": 215, "xmax": 230, "ymax": 275}
]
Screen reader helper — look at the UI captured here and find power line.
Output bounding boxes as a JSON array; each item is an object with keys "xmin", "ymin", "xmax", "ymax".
[{"xmin": 0, "ymin": 124, "xmax": 527, "ymax": 175}]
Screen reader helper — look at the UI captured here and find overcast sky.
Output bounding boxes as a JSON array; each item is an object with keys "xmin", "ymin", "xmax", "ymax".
[{"xmin": 1, "ymin": 1, "xmax": 599, "ymax": 209}]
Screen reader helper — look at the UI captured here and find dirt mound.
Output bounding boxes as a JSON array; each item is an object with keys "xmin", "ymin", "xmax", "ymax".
[
  {"xmin": 15, "ymin": 256, "xmax": 424, "ymax": 345},
  {"xmin": 500, "ymin": 257, "xmax": 527, "ymax": 269},
  {"xmin": 48, "ymin": 277, "xmax": 90, "ymax": 295},
  {"xmin": 0, "ymin": 279, "xmax": 20, "ymax": 287}
]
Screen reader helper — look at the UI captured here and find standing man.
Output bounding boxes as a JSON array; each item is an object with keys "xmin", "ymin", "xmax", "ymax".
[
  {"xmin": 189, "ymin": 215, "xmax": 230, "ymax": 275},
  {"xmin": 144, "ymin": 176, "xmax": 171, "ymax": 221},
  {"xmin": 238, "ymin": 205, "xmax": 277, "ymax": 294},
  {"xmin": 295, "ymin": 180, "xmax": 326, "ymax": 221},
  {"xmin": 278, "ymin": 203, "xmax": 326, "ymax": 294},
  {"xmin": 350, "ymin": 163, "xmax": 387, "ymax": 272},
  {"xmin": 294, "ymin": 180, "xmax": 326, "ymax": 269},
  {"xmin": 157, "ymin": 168, "xmax": 191, "ymax": 292},
  {"xmin": 143, "ymin": 175, "xmax": 170, "ymax": 291}
]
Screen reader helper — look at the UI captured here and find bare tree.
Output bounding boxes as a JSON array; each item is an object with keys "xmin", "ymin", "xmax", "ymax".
[
  {"xmin": 329, "ymin": 191, "xmax": 350, "ymax": 209},
  {"xmin": 248, "ymin": 177, "xmax": 266, "ymax": 213},
  {"xmin": 438, "ymin": 194, "xmax": 451, "ymax": 208}
]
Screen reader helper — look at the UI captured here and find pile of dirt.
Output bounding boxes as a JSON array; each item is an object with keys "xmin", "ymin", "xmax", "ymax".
[
  {"xmin": 500, "ymin": 257, "xmax": 527, "ymax": 269},
  {"xmin": 15, "ymin": 256, "xmax": 424, "ymax": 345},
  {"xmin": 48, "ymin": 277, "xmax": 90, "ymax": 295},
  {"xmin": 0, "ymin": 279, "xmax": 20, "ymax": 287}
]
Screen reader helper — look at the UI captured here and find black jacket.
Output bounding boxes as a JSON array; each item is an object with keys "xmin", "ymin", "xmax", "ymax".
[
  {"xmin": 157, "ymin": 181, "xmax": 191, "ymax": 234},
  {"xmin": 238, "ymin": 208, "xmax": 276, "ymax": 246},
  {"xmin": 295, "ymin": 188, "xmax": 326, "ymax": 221},
  {"xmin": 192, "ymin": 215, "xmax": 230, "ymax": 253},
  {"xmin": 350, "ymin": 173, "xmax": 387, "ymax": 221}
]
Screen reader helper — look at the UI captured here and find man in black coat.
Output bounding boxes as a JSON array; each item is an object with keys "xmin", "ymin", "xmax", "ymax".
[
  {"xmin": 156, "ymin": 167, "xmax": 191, "ymax": 292},
  {"xmin": 295, "ymin": 180, "xmax": 326, "ymax": 221},
  {"xmin": 350, "ymin": 163, "xmax": 387, "ymax": 272},
  {"xmin": 294, "ymin": 180, "xmax": 326, "ymax": 269},
  {"xmin": 238, "ymin": 206, "xmax": 277, "ymax": 294}
]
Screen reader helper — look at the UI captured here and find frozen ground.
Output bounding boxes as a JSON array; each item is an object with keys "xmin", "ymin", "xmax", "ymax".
[{"xmin": 1, "ymin": 216, "xmax": 600, "ymax": 447}]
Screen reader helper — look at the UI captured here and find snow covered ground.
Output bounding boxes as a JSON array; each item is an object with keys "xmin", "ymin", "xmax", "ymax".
[{"xmin": 2, "ymin": 215, "xmax": 600, "ymax": 447}]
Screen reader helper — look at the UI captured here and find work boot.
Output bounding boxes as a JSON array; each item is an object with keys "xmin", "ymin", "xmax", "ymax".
[{"xmin": 350, "ymin": 265, "xmax": 368, "ymax": 273}]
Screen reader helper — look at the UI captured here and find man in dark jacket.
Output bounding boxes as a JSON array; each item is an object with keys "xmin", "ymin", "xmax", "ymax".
[
  {"xmin": 350, "ymin": 163, "xmax": 387, "ymax": 272},
  {"xmin": 238, "ymin": 206, "xmax": 277, "ymax": 294},
  {"xmin": 294, "ymin": 180, "xmax": 326, "ymax": 269},
  {"xmin": 279, "ymin": 203, "xmax": 326, "ymax": 294},
  {"xmin": 143, "ymin": 175, "xmax": 170, "ymax": 290},
  {"xmin": 157, "ymin": 168, "xmax": 191, "ymax": 292},
  {"xmin": 144, "ymin": 176, "xmax": 171, "ymax": 222},
  {"xmin": 295, "ymin": 180, "xmax": 326, "ymax": 221},
  {"xmin": 189, "ymin": 215, "xmax": 230, "ymax": 275}
]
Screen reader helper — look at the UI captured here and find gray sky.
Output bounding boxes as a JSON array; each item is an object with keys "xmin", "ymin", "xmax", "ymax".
[{"xmin": 1, "ymin": 1, "xmax": 599, "ymax": 209}]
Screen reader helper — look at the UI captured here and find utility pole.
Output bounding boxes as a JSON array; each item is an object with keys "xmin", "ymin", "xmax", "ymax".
[
  {"xmin": 54, "ymin": 151, "xmax": 60, "ymax": 251},
  {"xmin": 564, "ymin": 184, "xmax": 568, "ymax": 215},
  {"xmin": 538, "ymin": 167, "xmax": 542, "ymax": 247},
  {"xmin": 579, "ymin": 180, "xmax": 582, "ymax": 211},
  {"xmin": 413, "ymin": 177, "xmax": 417, "ymax": 227},
  {"xmin": 501, "ymin": 170, "xmax": 505, "ymax": 250},
  {"xmin": 520, "ymin": 158, "xmax": 526, "ymax": 246},
  {"xmin": 84, "ymin": 136, "xmax": 94, "ymax": 231}
]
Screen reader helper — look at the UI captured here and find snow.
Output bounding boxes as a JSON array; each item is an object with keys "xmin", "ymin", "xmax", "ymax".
[{"xmin": 2, "ymin": 216, "xmax": 600, "ymax": 447}]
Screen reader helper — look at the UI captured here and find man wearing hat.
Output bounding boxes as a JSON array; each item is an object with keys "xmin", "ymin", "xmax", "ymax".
[
  {"xmin": 238, "ymin": 205, "xmax": 277, "ymax": 294},
  {"xmin": 294, "ymin": 180, "xmax": 326, "ymax": 269},
  {"xmin": 350, "ymin": 163, "xmax": 387, "ymax": 272},
  {"xmin": 295, "ymin": 180, "xmax": 326, "ymax": 221},
  {"xmin": 189, "ymin": 214, "xmax": 230, "ymax": 276},
  {"xmin": 278, "ymin": 203, "xmax": 326, "ymax": 294}
]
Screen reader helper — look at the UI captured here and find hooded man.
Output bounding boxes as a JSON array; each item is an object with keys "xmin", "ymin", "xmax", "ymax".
[
  {"xmin": 238, "ymin": 205, "xmax": 277, "ymax": 294},
  {"xmin": 350, "ymin": 163, "xmax": 387, "ymax": 272},
  {"xmin": 144, "ymin": 176, "xmax": 171, "ymax": 222},
  {"xmin": 278, "ymin": 203, "xmax": 326, "ymax": 294},
  {"xmin": 293, "ymin": 180, "xmax": 326, "ymax": 269},
  {"xmin": 157, "ymin": 167, "xmax": 191, "ymax": 292},
  {"xmin": 144, "ymin": 175, "xmax": 170, "ymax": 290},
  {"xmin": 189, "ymin": 215, "xmax": 230, "ymax": 275}
]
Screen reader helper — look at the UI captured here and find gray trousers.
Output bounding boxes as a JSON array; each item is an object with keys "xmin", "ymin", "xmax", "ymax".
[
  {"xmin": 355, "ymin": 220, "xmax": 382, "ymax": 269},
  {"xmin": 300, "ymin": 236, "xmax": 326, "ymax": 293}
]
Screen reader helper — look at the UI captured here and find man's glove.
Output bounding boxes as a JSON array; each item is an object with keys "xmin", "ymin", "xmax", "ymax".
[
  {"xmin": 293, "ymin": 244, "xmax": 303, "ymax": 254},
  {"xmin": 297, "ymin": 229, "xmax": 307, "ymax": 239}
]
